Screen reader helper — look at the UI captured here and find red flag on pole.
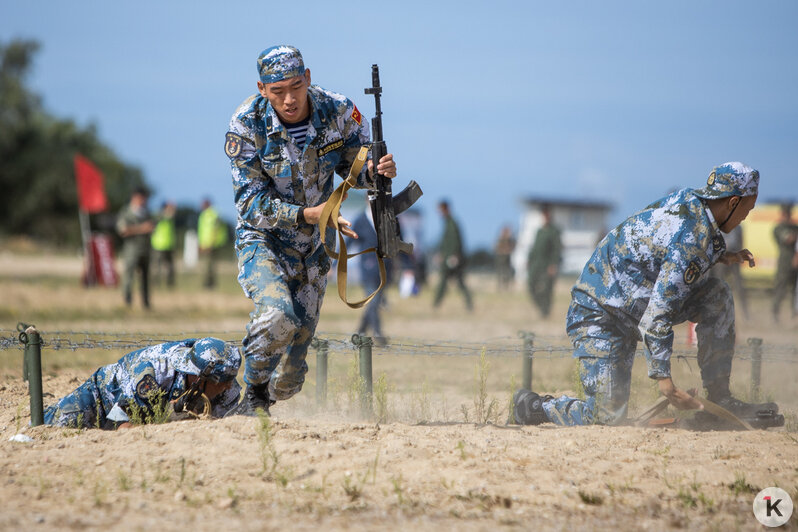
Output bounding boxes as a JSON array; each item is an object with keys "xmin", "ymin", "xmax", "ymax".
[{"xmin": 74, "ymin": 154, "xmax": 108, "ymax": 213}]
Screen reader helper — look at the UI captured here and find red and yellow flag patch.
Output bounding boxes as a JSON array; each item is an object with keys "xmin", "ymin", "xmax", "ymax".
[{"xmin": 351, "ymin": 105, "xmax": 362, "ymax": 125}]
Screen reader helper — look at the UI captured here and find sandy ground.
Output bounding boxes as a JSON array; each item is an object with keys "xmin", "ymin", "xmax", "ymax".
[{"xmin": 1, "ymin": 250, "xmax": 797, "ymax": 530}]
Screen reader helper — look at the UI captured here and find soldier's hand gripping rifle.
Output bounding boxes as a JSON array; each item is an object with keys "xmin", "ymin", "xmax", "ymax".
[
  {"xmin": 173, "ymin": 361, "xmax": 216, "ymax": 416},
  {"xmin": 364, "ymin": 64, "xmax": 423, "ymax": 258}
]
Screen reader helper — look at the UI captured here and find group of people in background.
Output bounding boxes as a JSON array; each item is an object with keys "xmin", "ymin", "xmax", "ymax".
[{"xmin": 116, "ymin": 189, "xmax": 228, "ymax": 309}]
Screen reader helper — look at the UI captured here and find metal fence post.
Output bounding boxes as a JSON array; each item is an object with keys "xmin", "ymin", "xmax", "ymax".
[
  {"xmin": 19, "ymin": 323, "xmax": 44, "ymax": 427},
  {"xmin": 747, "ymin": 337, "xmax": 763, "ymax": 401},
  {"xmin": 352, "ymin": 334, "xmax": 373, "ymax": 417},
  {"xmin": 311, "ymin": 337, "xmax": 329, "ymax": 409},
  {"xmin": 519, "ymin": 331, "xmax": 535, "ymax": 390}
]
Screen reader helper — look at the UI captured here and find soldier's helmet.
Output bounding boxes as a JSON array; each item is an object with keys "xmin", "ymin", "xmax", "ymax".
[
  {"xmin": 172, "ymin": 338, "xmax": 241, "ymax": 383},
  {"xmin": 693, "ymin": 162, "xmax": 759, "ymax": 200}
]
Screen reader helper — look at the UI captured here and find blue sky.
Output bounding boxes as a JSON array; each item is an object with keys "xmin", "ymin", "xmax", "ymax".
[{"xmin": 3, "ymin": 1, "xmax": 797, "ymax": 250}]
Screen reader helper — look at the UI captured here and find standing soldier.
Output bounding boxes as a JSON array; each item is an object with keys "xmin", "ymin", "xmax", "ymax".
[
  {"xmin": 116, "ymin": 187, "xmax": 155, "ymax": 309},
  {"xmin": 433, "ymin": 200, "xmax": 473, "ymax": 311},
  {"xmin": 772, "ymin": 203, "xmax": 798, "ymax": 322},
  {"xmin": 198, "ymin": 198, "xmax": 228, "ymax": 289},
  {"xmin": 494, "ymin": 225, "xmax": 516, "ymax": 290},
  {"xmin": 224, "ymin": 45, "xmax": 397, "ymax": 415},
  {"xmin": 151, "ymin": 201, "xmax": 177, "ymax": 288},
  {"xmin": 526, "ymin": 204, "xmax": 562, "ymax": 318},
  {"xmin": 513, "ymin": 162, "xmax": 779, "ymax": 426}
]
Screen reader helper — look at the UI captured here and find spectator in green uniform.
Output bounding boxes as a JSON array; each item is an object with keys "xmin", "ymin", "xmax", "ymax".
[
  {"xmin": 151, "ymin": 201, "xmax": 177, "ymax": 288},
  {"xmin": 433, "ymin": 200, "xmax": 473, "ymax": 311},
  {"xmin": 198, "ymin": 198, "xmax": 228, "ymax": 289},
  {"xmin": 116, "ymin": 187, "xmax": 155, "ymax": 309},
  {"xmin": 526, "ymin": 204, "xmax": 562, "ymax": 318},
  {"xmin": 772, "ymin": 203, "xmax": 798, "ymax": 322}
]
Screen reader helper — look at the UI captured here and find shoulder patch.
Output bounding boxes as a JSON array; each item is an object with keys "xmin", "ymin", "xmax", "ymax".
[
  {"xmin": 319, "ymin": 139, "xmax": 344, "ymax": 156},
  {"xmin": 224, "ymin": 132, "xmax": 243, "ymax": 158},
  {"xmin": 683, "ymin": 260, "xmax": 700, "ymax": 285},
  {"xmin": 136, "ymin": 374, "xmax": 158, "ymax": 400},
  {"xmin": 351, "ymin": 105, "xmax": 362, "ymax": 125}
]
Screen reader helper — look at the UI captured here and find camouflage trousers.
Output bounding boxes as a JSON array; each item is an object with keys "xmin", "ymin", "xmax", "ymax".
[
  {"xmin": 543, "ymin": 277, "xmax": 735, "ymax": 425},
  {"xmin": 237, "ymin": 242, "xmax": 328, "ymax": 401},
  {"xmin": 43, "ymin": 375, "xmax": 107, "ymax": 428}
]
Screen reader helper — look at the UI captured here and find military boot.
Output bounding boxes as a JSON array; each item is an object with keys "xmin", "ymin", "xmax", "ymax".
[
  {"xmin": 512, "ymin": 389, "xmax": 553, "ymax": 425},
  {"xmin": 226, "ymin": 382, "xmax": 272, "ymax": 417},
  {"xmin": 713, "ymin": 395, "xmax": 779, "ymax": 418}
]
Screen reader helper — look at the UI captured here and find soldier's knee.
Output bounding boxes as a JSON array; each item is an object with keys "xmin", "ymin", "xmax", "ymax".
[
  {"xmin": 250, "ymin": 304, "xmax": 300, "ymax": 338},
  {"xmin": 268, "ymin": 374, "xmax": 305, "ymax": 401}
]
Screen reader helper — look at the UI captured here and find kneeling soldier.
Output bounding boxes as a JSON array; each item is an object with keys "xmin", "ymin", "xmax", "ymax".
[{"xmin": 515, "ymin": 162, "xmax": 779, "ymax": 426}]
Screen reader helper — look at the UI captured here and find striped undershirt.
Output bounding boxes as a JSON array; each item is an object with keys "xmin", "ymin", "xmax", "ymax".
[{"xmin": 284, "ymin": 117, "xmax": 310, "ymax": 149}]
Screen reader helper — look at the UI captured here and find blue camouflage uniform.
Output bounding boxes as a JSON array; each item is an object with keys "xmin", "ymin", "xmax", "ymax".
[
  {"xmin": 43, "ymin": 338, "xmax": 241, "ymax": 428},
  {"xmin": 542, "ymin": 162, "xmax": 759, "ymax": 425},
  {"xmin": 225, "ymin": 45, "xmax": 372, "ymax": 401}
]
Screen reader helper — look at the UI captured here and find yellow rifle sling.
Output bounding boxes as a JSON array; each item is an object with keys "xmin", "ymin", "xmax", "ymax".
[{"xmin": 317, "ymin": 145, "xmax": 387, "ymax": 310}]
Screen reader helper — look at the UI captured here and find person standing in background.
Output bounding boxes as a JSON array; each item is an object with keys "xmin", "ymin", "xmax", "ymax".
[
  {"xmin": 494, "ymin": 225, "xmax": 516, "ymax": 290},
  {"xmin": 351, "ymin": 203, "xmax": 389, "ymax": 345},
  {"xmin": 772, "ymin": 203, "xmax": 798, "ymax": 322},
  {"xmin": 117, "ymin": 187, "xmax": 155, "ymax": 309},
  {"xmin": 526, "ymin": 204, "xmax": 562, "ymax": 318},
  {"xmin": 151, "ymin": 201, "xmax": 177, "ymax": 288},
  {"xmin": 198, "ymin": 198, "xmax": 228, "ymax": 289},
  {"xmin": 433, "ymin": 200, "xmax": 473, "ymax": 311}
]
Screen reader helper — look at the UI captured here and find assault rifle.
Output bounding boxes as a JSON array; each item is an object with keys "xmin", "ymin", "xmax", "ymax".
[{"xmin": 364, "ymin": 64, "xmax": 423, "ymax": 258}]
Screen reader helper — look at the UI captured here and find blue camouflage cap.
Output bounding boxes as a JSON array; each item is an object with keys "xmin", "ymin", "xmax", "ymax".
[
  {"xmin": 257, "ymin": 45, "xmax": 305, "ymax": 84},
  {"xmin": 693, "ymin": 162, "xmax": 759, "ymax": 200},
  {"xmin": 172, "ymin": 338, "xmax": 241, "ymax": 383}
]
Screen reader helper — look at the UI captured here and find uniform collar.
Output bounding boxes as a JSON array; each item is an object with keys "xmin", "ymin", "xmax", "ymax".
[{"xmin": 260, "ymin": 87, "xmax": 326, "ymax": 142}]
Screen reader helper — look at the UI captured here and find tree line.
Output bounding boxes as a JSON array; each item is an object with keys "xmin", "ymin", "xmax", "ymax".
[{"xmin": 0, "ymin": 39, "xmax": 150, "ymax": 247}]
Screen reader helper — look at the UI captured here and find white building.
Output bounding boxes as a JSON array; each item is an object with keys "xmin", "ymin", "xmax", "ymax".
[{"xmin": 512, "ymin": 197, "xmax": 613, "ymax": 280}]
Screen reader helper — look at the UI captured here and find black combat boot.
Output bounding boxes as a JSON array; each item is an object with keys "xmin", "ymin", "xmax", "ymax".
[
  {"xmin": 706, "ymin": 380, "xmax": 778, "ymax": 418},
  {"xmin": 512, "ymin": 389, "xmax": 553, "ymax": 425},
  {"xmin": 713, "ymin": 395, "xmax": 779, "ymax": 418},
  {"xmin": 226, "ymin": 382, "xmax": 272, "ymax": 417}
]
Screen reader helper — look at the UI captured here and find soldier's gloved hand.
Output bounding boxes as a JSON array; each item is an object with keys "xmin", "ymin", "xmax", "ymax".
[{"xmin": 368, "ymin": 153, "xmax": 396, "ymax": 179}]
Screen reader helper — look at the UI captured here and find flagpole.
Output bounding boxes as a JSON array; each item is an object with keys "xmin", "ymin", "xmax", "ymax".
[{"xmin": 78, "ymin": 208, "xmax": 96, "ymax": 286}]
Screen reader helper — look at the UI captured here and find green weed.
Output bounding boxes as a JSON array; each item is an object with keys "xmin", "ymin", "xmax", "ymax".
[
  {"xmin": 117, "ymin": 469, "xmax": 131, "ymax": 491},
  {"xmin": 411, "ymin": 378, "xmax": 432, "ymax": 423},
  {"xmin": 507, "ymin": 374, "xmax": 517, "ymax": 424},
  {"xmin": 341, "ymin": 449, "xmax": 380, "ymax": 502},
  {"xmin": 473, "ymin": 348, "xmax": 498, "ymax": 424},
  {"xmin": 374, "ymin": 372, "xmax": 391, "ymax": 423},
  {"xmin": 578, "ymin": 490, "xmax": 603, "ymax": 505},
  {"xmin": 127, "ymin": 388, "xmax": 170, "ymax": 425},
  {"xmin": 728, "ymin": 472, "xmax": 758, "ymax": 495}
]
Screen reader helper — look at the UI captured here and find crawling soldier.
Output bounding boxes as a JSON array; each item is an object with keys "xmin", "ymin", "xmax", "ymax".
[{"xmin": 43, "ymin": 338, "xmax": 241, "ymax": 429}]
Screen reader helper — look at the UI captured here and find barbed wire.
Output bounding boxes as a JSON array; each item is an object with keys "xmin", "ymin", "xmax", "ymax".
[{"xmin": 2, "ymin": 327, "xmax": 797, "ymax": 364}]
